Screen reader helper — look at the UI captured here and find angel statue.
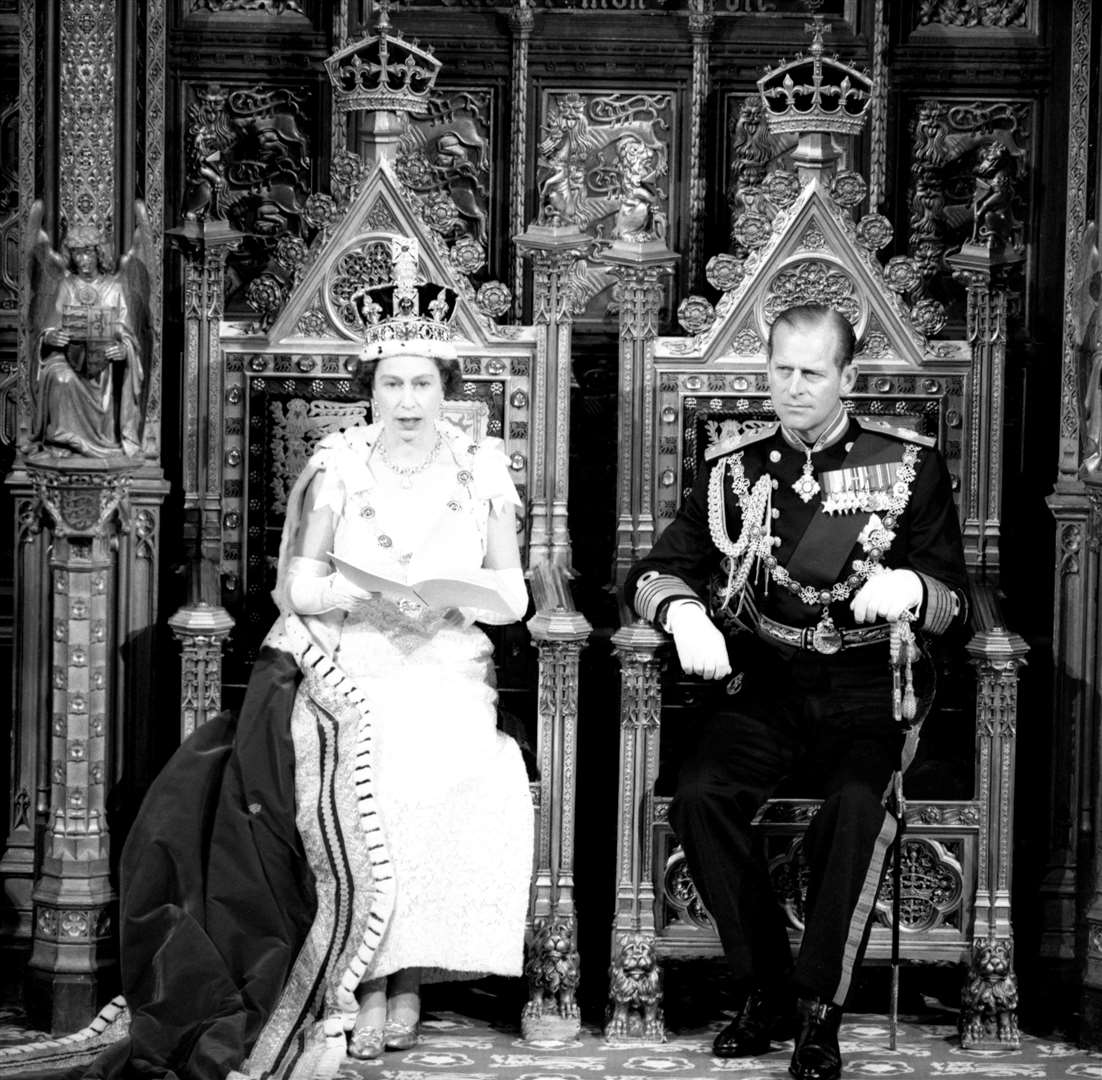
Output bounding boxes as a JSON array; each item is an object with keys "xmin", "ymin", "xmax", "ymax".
[{"xmin": 27, "ymin": 201, "xmax": 152, "ymax": 459}]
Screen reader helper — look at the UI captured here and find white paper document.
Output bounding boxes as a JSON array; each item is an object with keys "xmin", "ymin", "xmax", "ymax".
[{"xmin": 330, "ymin": 554, "xmax": 514, "ymax": 619}]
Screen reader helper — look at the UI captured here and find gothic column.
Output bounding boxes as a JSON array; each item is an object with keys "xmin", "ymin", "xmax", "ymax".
[
  {"xmin": 961, "ymin": 627, "xmax": 1029, "ymax": 1050},
  {"xmin": 166, "ymin": 221, "xmax": 244, "ymax": 739},
  {"xmin": 515, "ymin": 223, "xmax": 589, "ymax": 570},
  {"xmin": 521, "ymin": 595, "xmax": 591, "ymax": 1043},
  {"xmin": 685, "ymin": 0, "xmax": 713, "ymax": 288},
  {"xmin": 24, "ymin": 463, "xmax": 132, "ymax": 1032},
  {"xmin": 1043, "ymin": 0, "xmax": 1095, "ymax": 999},
  {"xmin": 1082, "ymin": 487, "xmax": 1102, "ymax": 1045},
  {"xmin": 507, "ymin": 0, "xmax": 535, "ymax": 309},
  {"xmin": 946, "ymin": 249, "xmax": 1022, "ymax": 580},
  {"xmin": 606, "ymin": 621, "xmax": 666, "ymax": 1041},
  {"xmin": 605, "ymin": 239, "xmax": 677, "ymax": 589}
]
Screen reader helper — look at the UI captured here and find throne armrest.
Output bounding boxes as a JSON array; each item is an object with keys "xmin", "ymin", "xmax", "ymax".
[
  {"xmin": 527, "ymin": 563, "xmax": 592, "ymax": 642},
  {"xmin": 964, "ymin": 580, "xmax": 1030, "ymax": 668}
]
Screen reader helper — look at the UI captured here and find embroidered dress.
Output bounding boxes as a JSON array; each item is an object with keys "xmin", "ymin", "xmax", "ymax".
[{"xmin": 294, "ymin": 419, "xmax": 533, "ymax": 982}]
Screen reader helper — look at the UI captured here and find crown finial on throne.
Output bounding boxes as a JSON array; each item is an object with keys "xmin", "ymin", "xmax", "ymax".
[
  {"xmin": 756, "ymin": 15, "xmax": 872, "ymax": 140},
  {"xmin": 324, "ymin": 0, "xmax": 442, "ymax": 116}
]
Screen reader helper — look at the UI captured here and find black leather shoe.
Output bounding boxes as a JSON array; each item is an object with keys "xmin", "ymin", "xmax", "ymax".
[
  {"xmin": 788, "ymin": 998, "xmax": 843, "ymax": 1080},
  {"xmin": 712, "ymin": 986, "xmax": 796, "ymax": 1058}
]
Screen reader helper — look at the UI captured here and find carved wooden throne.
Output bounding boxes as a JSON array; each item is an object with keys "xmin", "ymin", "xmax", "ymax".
[
  {"xmin": 607, "ymin": 25, "xmax": 1026, "ymax": 1050},
  {"xmin": 166, "ymin": 135, "xmax": 591, "ymax": 1035}
]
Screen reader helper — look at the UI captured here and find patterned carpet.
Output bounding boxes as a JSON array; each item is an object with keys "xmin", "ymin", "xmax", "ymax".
[{"xmin": 2, "ymin": 998, "xmax": 1100, "ymax": 1080}]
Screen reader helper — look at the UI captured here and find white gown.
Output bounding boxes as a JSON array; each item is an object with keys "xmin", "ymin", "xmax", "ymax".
[{"xmin": 303, "ymin": 420, "xmax": 533, "ymax": 981}]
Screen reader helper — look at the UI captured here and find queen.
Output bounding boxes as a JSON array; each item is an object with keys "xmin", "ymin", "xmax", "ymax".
[{"xmin": 87, "ymin": 238, "xmax": 534, "ymax": 1080}]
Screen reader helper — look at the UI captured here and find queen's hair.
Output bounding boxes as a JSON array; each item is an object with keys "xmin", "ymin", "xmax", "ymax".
[{"xmin": 352, "ymin": 353, "xmax": 463, "ymax": 399}]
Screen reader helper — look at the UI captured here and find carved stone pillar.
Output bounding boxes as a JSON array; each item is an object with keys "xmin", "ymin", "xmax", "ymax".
[
  {"xmin": 1080, "ymin": 487, "xmax": 1102, "ymax": 1046},
  {"xmin": 515, "ymin": 223, "xmax": 589, "ymax": 570},
  {"xmin": 508, "ymin": 0, "xmax": 535, "ymax": 309},
  {"xmin": 0, "ymin": 490, "xmax": 51, "ymax": 980},
  {"xmin": 22, "ymin": 462, "xmax": 133, "ymax": 1033},
  {"xmin": 685, "ymin": 1, "xmax": 713, "ymax": 288},
  {"xmin": 1042, "ymin": 491, "xmax": 1092, "ymax": 974},
  {"xmin": 521, "ymin": 605, "xmax": 591, "ymax": 1043},
  {"xmin": 960, "ymin": 627, "xmax": 1028, "ymax": 1050},
  {"xmin": 946, "ymin": 248, "xmax": 1021, "ymax": 581},
  {"xmin": 1044, "ymin": 0, "xmax": 1099, "ymax": 1016},
  {"xmin": 604, "ymin": 240, "xmax": 677, "ymax": 589},
  {"xmin": 606, "ymin": 621, "xmax": 666, "ymax": 1042},
  {"xmin": 166, "ymin": 221, "xmax": 244, "ymax": 739}
]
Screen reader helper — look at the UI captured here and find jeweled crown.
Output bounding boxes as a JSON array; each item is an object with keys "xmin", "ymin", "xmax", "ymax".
[
  {"xmin": 756, "ymin": 17, "xmax": 873, "ymax": 138},
  {"xmin": 358, "ymin": 237, "xmax": 458, "ymax": 360},
  {"xmin": 324, "ymin": 2, "xmax": 441, "ymax": 116}
]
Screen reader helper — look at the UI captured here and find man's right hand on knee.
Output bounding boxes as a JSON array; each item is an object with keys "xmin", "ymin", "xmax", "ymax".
[{"xmin": 664, "ymin": 600, "xmax": 732, "ymax": 680}]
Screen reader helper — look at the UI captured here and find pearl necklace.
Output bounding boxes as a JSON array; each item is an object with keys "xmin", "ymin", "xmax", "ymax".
[{"xmin": 378, "ymin": 431, "xmax": 443, "ymax": 489}]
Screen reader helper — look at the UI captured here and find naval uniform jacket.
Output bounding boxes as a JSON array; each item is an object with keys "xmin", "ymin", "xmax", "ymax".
[{"xmin": 626, "ymin": 415, "xmax": 969, "ymax": 650}]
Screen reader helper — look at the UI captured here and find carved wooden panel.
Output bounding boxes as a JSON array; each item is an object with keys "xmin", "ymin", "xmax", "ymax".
[
  {"xmin": 534, "ymin": 86, "xmax": 677, "ymax": 325},
  {"xmin": 396, "ymin": 85, "xmax": 498, "ymax": 286},
  {"xmin": 907, "ymin": 0, "xmax": 1038, "ymax": 35},
  {"xmin": 0, "ymin": 96, "xmax": 16, "ymax": 319},
  {"xmin": 905, "ymin": 97, "xmax": 1034, "ymax": 326},
  {"xmin": 654, "ymin": 817, "xmax": 975, "ymax": 958},
  {"xmin": 178, "ymin": 80, "xmax": 317, "ymax": 313},
  {"xmin": 179, "ymin": 0, "xmax": 318, "ymax": 24}
]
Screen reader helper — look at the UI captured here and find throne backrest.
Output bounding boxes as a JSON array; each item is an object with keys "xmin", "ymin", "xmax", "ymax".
[
  {"xmin": 217, "ymin": 163, "xmax": 540, "ymax": 693},
  {"xmin": 647, "ymin": 174, "xmax": 974, "ymax": 552}
]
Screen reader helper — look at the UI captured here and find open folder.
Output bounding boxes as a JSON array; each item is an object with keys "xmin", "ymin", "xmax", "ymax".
[{"xmin": 330, "ymin": 554, "xmax": 515, "ymax": 619}]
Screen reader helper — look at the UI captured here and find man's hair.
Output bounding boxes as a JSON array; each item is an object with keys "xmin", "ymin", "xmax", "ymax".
[{"xmin": 767, "ymin": 304, "xmax": 856, "ymax": 370}]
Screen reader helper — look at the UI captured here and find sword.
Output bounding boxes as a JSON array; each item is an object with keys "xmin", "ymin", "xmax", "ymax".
[{"xmin": 888, "ymin": 613, "xmax": 918, "ymax": 1051}]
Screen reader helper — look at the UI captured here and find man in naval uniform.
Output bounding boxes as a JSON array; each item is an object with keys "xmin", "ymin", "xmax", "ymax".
[{"xmin": 626, "ymin": 303, "xmax": 968, "ymax": 1080}]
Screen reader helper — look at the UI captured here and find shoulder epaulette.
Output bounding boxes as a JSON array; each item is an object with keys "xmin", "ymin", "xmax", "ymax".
[
  {"xmin": 704, "ymin": 421, "xmax": 779, "ymax": 461},
  {"xmin": 858, "ymin": 418, "xmax": 937, "ymax": 448}
]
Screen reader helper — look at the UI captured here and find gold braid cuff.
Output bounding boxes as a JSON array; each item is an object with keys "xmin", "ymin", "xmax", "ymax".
[
  {"xmin": 917, "ymin": 572, "xmax": 958, "ymax": 635},
  {"xmin": 633, "ymin": 571, "xmax": 701, "ymax": 625}
]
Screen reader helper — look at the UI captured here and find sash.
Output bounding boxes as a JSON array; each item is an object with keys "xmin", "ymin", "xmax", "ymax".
[{"xmin": 783, "ymin": 432, "xmax": 912, "ymax": 589}]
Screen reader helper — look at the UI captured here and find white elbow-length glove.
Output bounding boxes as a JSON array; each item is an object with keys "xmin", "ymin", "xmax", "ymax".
[
  {"xmin": 446, "ymin": 567, "xmax": 529, "ymax": 627},
  {"xmin": 285, "ymin": 556, "xmax": 373, "ymax": 615},
  {"xmin": 665, "ymin": 599, "xmax": 732, "ymax": 680},
  {"xmin": 850, "ymin": 568, "xmax": 923, "ymax": 624}
]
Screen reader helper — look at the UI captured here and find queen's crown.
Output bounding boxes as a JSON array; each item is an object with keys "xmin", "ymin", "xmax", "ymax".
[
  {"xmin": 324, "ymin": 2, "xmax": 441, "ymax": 116},
  {"xmin": 756, "ymin": 17, "xmax": 873, "ymax": 138},
  {"xmin": 358, "ymin": 237, "xmax": 458, "ymax": 359}
]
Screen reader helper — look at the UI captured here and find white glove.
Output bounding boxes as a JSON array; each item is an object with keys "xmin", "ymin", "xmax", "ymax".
[
  {"xmin": 451, "ymin": 567, "xmax": 529, "ymax": 626},
  {"xmin": 850, "ymin": 568, "xmax": 922, "ymax": 624},
  {"xmin": 665, "ymin": 600, "xmax": 732, "ymax": 680},
  {"xmin": 285, "ymin": 556, "xmax": 375, "ymax": 615}
]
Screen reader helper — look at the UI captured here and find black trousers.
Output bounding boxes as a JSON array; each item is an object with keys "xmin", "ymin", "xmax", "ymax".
[{"xmin": 669, "ymin": 641, "xmax": 907, "ymax": 1008}]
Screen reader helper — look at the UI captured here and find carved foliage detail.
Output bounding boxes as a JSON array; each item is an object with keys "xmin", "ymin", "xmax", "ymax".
[
  {"xmin": 190, "ymin": 0, "xmax": 303, "ymax": 11},
  {"xmin": 0, "ymin": 98, "xmax": 17, "ymax": 313},
  {"xmin": 615, "ymin": 649, "xmax": 662, "ymax": 730},
  {"xmin": 908, "ymin": 99, "xmax": 1031, "ymax": 298},
  {"xmin": 60, "ymin": 0, "xmax": 116, "ymax": 232},
  {"xmin": 917, "ymin": 0, "xmax": 1028, "ymax": 28}
]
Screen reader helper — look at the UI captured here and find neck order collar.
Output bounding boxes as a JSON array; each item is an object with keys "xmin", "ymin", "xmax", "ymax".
[{"xmin": 780, "ymin": 403, "xmax": 849, "ymax": 455}]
